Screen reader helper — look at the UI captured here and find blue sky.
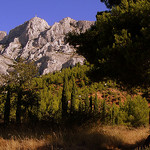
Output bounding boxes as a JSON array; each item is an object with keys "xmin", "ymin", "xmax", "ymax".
[{"xmin": 0, "ymin": 0, "xmax": 107, "ymax": 33}]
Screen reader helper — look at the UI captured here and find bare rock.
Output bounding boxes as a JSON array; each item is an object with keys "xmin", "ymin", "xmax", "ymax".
[
  {"xmin": 0, "ymin": 55, "xmax": 13, "ymax": 74},
  {"xmin": 0, "ymin": 17, "xmax": 95, "ymax": 75},
  {"xmin": 0, "ymin": 31, "xmax": 7, "ymax": 41},
  {"xmin": 3, "ymin": 17, "xmax": 50, "ymax": 46}
]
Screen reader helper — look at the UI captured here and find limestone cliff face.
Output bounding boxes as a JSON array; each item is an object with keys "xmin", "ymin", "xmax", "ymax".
[
  {"xmin": 0, "ymin": 17, "xmax": 94, "ymax": 75},
  {"xmin": 0, "ymin": 31, "xmax": 7, "ymax": 41}
]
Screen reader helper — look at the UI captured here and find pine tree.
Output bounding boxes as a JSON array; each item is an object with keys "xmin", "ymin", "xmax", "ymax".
[
  {"xmin": 85, "ymin": 94, "xmax": 89, "ymax": 112},
  {"xmin": 67, "ymin": 0, "xmax": 150, "ymax": 87},
  {"xmin": 90, "ymin": 96, "xmax": 93, "ymax": 112},
  {"xmin": 111, "ymin": 103, "xmax": 115, "ymax": 125},
  {"xmin": 94, "ymin": 94, "xmax": 98, "ymax": 113},
  {"xmin": 4, "ymin": 85, "xmax": 11, "ymax": 125},
  {"xmin": 15, "ymin": 59, "xmax": 38, "ymax": 124},
  {"xmin": 70, "ymin": 77, "xmax": 76, "ymax": 114},
  {"xmin": 2, "ymin": 58, "xmax": 38, "ymax": 124},
  {"xmin": 16, "ymin": 88, "xmax": 22, "ymax": 124},
  {"xmin": 101, "ymin": 99, "xmax": 106, "ymax": 123},
  {"xmin": 81, "ymin": 80, "xmax": 85, "ymax": 87},
  {"xmin": 61, "ymin": 73, "xmax": 69, "ymax": 118},
  {"xmin": 79, "ymin": 101, "xmax": 82, "ymax": 114}
]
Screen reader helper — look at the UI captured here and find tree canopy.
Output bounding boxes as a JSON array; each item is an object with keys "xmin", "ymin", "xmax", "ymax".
[
  {"xmin": 67, "ymin": 0, "xmax": 150, "ymax": 87},
  {"xmin": 2, "ymin": 59, "xmax": 38, "ymax": 124},
  {"xmin": 100, "ymin": 0, "xmax": 121, "ymax": 8},
  {"xmin": 100, "ymin": 0, "xmax": 138, "ymax": 8}
]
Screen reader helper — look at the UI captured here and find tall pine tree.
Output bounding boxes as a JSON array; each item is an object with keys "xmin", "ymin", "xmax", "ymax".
[
  {"xmin": 61, "ymin": 73, "xmax": 69, "ymax": 118},
  {"xmin": 101, "ymin": 99, "xmax": 106, "ymax": 123},
  {"xmin": 4, "ymin": 85, "xmax": 11, "ymax": 125},
  {"xmin": 94, "ymin": 94, "xmax": 98, "ymax": 113},
  {"xmin": 70, "ymin": 77, "xmax": 76, "ymax": 114},
  {"xmin": 90, "ymin": 96, "xmax": 93, "ymax": 112},
  {"xmin": 2, "ymin": 58, "xmax": 38, "ymax": 124},
  {"xmin": 85, "ymin": 94, "xmax": 89, "ymax": 112}
]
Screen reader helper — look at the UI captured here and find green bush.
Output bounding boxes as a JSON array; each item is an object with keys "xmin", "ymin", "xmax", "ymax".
[{"xmin": 124, "ymin": 95, "xmax": 149, "ymax": 127}]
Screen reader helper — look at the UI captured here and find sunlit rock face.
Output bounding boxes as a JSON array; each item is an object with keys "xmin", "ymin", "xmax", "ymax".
[
  {"xmin": 0, "ymin": 31, "xmax": 7, "ymax": 41},
  {"xmin": 0, "ymin": 17, "xmax": 95, "ymax": 75}
]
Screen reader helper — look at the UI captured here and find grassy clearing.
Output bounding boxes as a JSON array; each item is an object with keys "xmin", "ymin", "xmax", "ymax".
[{"xmin": 0, "ymin": 123, "xmax": 149, "ymax": 150}]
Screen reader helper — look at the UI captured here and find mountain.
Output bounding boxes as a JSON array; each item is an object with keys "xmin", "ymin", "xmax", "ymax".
[{"xmin": 0, "ymin": 17, "xmax": 94, "ymax": 75}]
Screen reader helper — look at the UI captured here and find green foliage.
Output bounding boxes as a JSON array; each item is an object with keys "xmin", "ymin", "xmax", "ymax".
[
  {"xmin": 0, "ymin": 59, "xmax": 148, "ymax": 127},
  {"xmin": 94, "ymin": 94, "xmax": 99, "ymax": 113},
  {"xmin": 101, "ymin": 99, "xmax": 107, "ymax": 123},
  {"xmin": 124, "ymin": 95, "xmax": 149, "ymax": 127},
  {"xmin": 85, "ymin": 94, "xmax": 90, "ymax": 112},
  {"xmin": 89, "ymin": 96, "xmax": 93, "ymax": 112},
  {"xmin": 67, "ymin": 0, "xmax": 150, "ymax": 87},
  {"xmin": 100, "ymin": 0, "xmax": 121, "ymax": 8},
  {"xmin": 61, "ymin": 73, "xmax": 69, "ymax": 117},
  {"xmin": 70, "ymin": 77, "xmax": 76, "ymax": 114},
  {"xmin": 9, "ymin": 58, "xmax": 38, "ymax": 87},
  {"xmin": 111, "ymin": 103, "xmax": 119, "ymax": 125},
  {"xmin": 4, "ymin": 86, "xmax": 11, "ymax": 124},
  {"xmin": 1, "ymin": 59, "xmax": 38, "ymax": 124}
]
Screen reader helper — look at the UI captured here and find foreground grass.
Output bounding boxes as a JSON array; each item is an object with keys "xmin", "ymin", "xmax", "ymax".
[{"xmin": 0, "ymin": 123, "xmax": 149, "ymax": 150}]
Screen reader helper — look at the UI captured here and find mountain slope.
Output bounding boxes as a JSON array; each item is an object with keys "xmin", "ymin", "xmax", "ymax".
[{"xmin": 0, "ymin": 17, "xmax": 94, "ymax": 75}]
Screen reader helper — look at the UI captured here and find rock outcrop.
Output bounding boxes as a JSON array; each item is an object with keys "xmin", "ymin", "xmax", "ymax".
[
  {"xmin": 0, "ymin": 17, "xmax": 95, "ymax": 75},
  {"xmin": 0, "ymin": 31, "xmax": 7, "ymax": 41}
]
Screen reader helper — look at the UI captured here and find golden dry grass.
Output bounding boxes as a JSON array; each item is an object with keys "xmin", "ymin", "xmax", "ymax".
[
  {"xmin": 0, "ymin": 124, "xmax": 149, "ymax": 150},
  {"xmin": 0, "ymin": 138, "xmax": 47, "ymax": 150}
]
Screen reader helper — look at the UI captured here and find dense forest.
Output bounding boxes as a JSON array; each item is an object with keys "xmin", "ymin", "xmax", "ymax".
[
  {"xmin": 0, "ymin": 0, "xmax": 150, "ymax": 128},
  {"xmin": 68, "ymin": 0, "xmax": 150, "ymax": 87},
  {"xmin": 0, "ymin": 60, "xmax": 149, "ymax": 127}
]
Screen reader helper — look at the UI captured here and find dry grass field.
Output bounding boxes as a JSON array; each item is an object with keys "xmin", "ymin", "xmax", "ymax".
[{"xmin": 0, "ymin": 123, "xmax": 149, "ymax": 150}]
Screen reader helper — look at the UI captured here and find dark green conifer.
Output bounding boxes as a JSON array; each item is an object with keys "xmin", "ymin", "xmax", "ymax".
[
  {"xmin": 79, "ymin": 101, "xmax": 82, "ymax": 113},
  {"xmin": 90, "ymin": 96, "xmax": 93, "ymax": 112},
  {"xmin": 61, "ymin": 72, "xmax": 69, "ymax": 118},
  {"xmin": 94, "ymin": 94, "xmax": 98, "ymax": 113},
  {"xmin": 70, "ymin": 77, "xmax": 76, "ymax": 114},
  {"xmin": 111, "ymin": 103, "xmax": 115, "ymax": 125},
  {"xmin": 4, "ymin": 86, "xmax": 11, "ymax": 125},
  {"xmin": 101, "ymin": 99, "xmax": 106, "ymax": 123},
  {"xmin": 85, "ymin": 94, "xmax": 89, "ymax": 112}
]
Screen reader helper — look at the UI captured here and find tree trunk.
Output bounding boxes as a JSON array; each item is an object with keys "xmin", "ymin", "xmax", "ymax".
[{"xmin": 16, "ymin": 89, "xmax": 22, "ymax": 124}]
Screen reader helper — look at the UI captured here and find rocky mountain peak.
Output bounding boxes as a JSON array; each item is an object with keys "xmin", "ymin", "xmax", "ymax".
[
  {"xmin": 2, "ymin": 17, "xmax": 50, "ymax": 47},
  {"xmin": 59, "ymin": 17, "xmax": 76, "ymax": 24},
  {"xmin": 0, "ymin": 17, "xmax": 95, "ymax": 75},
  {"xmin": 27, "ymin": 16, "xmax": 50, "ymax": 31}
]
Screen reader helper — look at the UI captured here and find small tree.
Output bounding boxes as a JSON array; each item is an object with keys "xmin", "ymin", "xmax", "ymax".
[
  {"xmin": 8, "ymin": 59, "xmax": 38, "ymax": 124},
  {"xmin": 125, "ymin": 95, "xmax": 149, "ymax": 127},
  {"xmin": 111, "ymin": 103, "xmax": 117, "ymax": 125},
  {"xmin": 101, "ymin": 99, "xmax": 106, "ymax": 123},
  {"xmin": 85, "ymin": 94, "xmax": 89, "ymax": 112},
  {"xmin": 70, "ymin": 77, "xmax": 76, "ymax": 114},
  {"xmin": 89, "ymin": 96, "xmax": 93, "ymax": 112},
  {"xmin": 1, "ymin": 74, "xmax": 13, "ymax": 125},
  {"xmin": 4, "ymin": 85, "xmax": 11, "ymax": 125},
  {"xmin": 94, "ymin": 94, "xmax": 99, "ymax": 113},
  {"xmin": 78, "ymin": 100, "xmax": 83, "ymax": 115},
  {"xmin": 61, "ymin": 73, "xmax": 69, "ymax": 118}
]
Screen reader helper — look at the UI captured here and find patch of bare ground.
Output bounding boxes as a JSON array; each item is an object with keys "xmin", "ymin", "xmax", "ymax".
[{"xmin": 0, "ymin": 123, "xmax": 149, "ymax": 150}]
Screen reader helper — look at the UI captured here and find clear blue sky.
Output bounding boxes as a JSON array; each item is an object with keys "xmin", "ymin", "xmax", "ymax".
[{"xmin": 0, "ymin": 0, "xmax": 107, "ymax": 33}]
